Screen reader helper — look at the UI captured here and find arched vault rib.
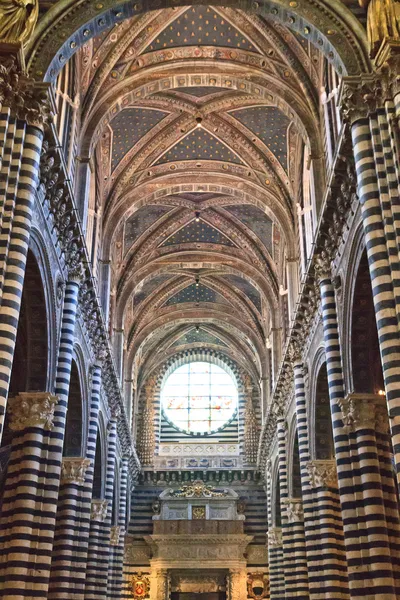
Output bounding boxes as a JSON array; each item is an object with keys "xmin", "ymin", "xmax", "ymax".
[
  {"xmin": 27, "ymin": 0, "xmax": 370, "ymax": 81},
  {"xmin": 115, "ymin": 251, "xmax": 280, "ymax": 331},
  {"xmin": 81, "ymin": 68, "xmax": 319, "ymax": 157},
  {"xmin": 126, "ymin": 309, "xmax": 266, "ymax": 379},
  {"xmin": 102, "ymin": 176, "xmax": 295, "ymax": 261}
]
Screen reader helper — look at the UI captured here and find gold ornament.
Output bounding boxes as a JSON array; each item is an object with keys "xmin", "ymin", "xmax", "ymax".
[{"xmin": 0, "ymin": 0, "xmax": 38, "ymax": 44}]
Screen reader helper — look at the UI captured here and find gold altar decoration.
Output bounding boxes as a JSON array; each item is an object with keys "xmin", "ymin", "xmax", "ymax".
[
  {"xmin": 131, "ymin": 572, "xmax": 150, "ymax": 600},
  {"xmin": 192, "ymin": 506, "xmax": 206, "ymax": 519},
  {"xmin": 170, "ymin": 479, "xmax": 228, "ymax": 498},
  {"xmin": 247, "ymin": 573, "xmax": 269, "ymax": 600}
]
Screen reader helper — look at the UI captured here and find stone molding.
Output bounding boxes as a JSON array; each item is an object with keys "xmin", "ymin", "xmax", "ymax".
[
  {"xmin": 61, "ymin": 457, "xmax": 90, "ymax": 485},
  {"xmin": 267, "ymin": 527, "xmax": 282, "ymax": 548},
  {"xmin": 91, "ymin": 499, "xmax": 109, "ymax": 522},
  {"xmin": 283, "ymin": 498, "xmax": 304, "ymax": 523},
  {"xmin": 339, "ymin": 393, "xmax": 388, "ymax": 434},
  {"xmin": 8, "ymin": 392, "xmax": 58, "ymax": 431},
  {"xmin": 306, "ymin": 459, "xmax": 338, "ymax": 489}
]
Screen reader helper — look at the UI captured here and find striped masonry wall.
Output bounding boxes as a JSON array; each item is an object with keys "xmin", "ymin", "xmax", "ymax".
[
  {"xmin": 0, "ymin": 122, "xmax": 44, "ymax": 444},
  {"xmin": 293, "ymin": 362, "xmax": 349, "ymax": 600},
  {"xmin": 351, "ymin": 117, "xmax": 400, "ymax": 490},
  {"xmin": 48, "ymin": 277, "xmax": 85, "ymax": 600},
  {"xmin": 108, "ymin": 457, "xmax": 129, "ymax": 600}
]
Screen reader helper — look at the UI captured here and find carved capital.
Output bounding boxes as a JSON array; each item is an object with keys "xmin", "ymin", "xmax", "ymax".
[
  {"xmin": 283, "ymin": 498, "xmax": 304, "ymax": 523},
  {"xmin": 314, "ymin": 250, "xmax": 332, "ymax": 285},
  {"xmin": 61, "ymin": 457, "xmax": 90, "ymax": 485},
  {"xmin": 8, "ymin": 392, "xmax": 58, "ymax": 431},
  {"xmin": 110, "ymin": 525, "xmax": 123, "ymax": 546},
  {"xmin": 91, "ymin": 499, "xmax": 109, "ymax": 521},
  {"xmin": 67, "ymin": 263, "xmax": 85, "ymax": 284},
  {"xmin": 306, "ymin": 459, "xmax": 338, "ymax": 489},
  {"xmin": 267, "ymin": 527, "xmax": 282, "ymax": 548},
  {"xmin": 0, "ymin": 54, "xmax": 54, "ymax": 126},
  {"xmin": 339, "ymin": 75, "xmax": 383, "ymax": 125},
  {"xmin": 339, "ymin": 393, "xmax": 388, "ymax": 434}
]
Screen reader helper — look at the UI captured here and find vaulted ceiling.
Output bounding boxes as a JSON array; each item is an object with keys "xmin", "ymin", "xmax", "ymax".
[{"xmin": 77, "ymin": 4, "xmax": 326, "ymax": 389}]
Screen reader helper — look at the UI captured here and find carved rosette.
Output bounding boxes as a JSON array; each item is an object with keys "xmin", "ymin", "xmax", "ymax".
[
  {"xmin": 91, "ymin": 499, "xmax": 109, "ymax": 522},
  {"xmin": 339, "ymin": 393, "xmax": 389, "ymax": 434},
  {"xmin": 306, "ymin": 460, "xmax": 338, "ymax": 489},
  {"xmin": 267, "ymin": 527, "xmax": 282, "ymax": 548},
  {"xmin": 110, "ymin": 525, "xmax": 123, "ymax": 546},
  {"xmin": 283, "ymin": 498, "xmax": 304, "ymax": 523},
  {"xmin": 61, "ymin": 457, "xmax": 90, "ymax": 485},
  {"xmin": 8, "ymin": 392, "xmax": 58, "ymax": 431}
]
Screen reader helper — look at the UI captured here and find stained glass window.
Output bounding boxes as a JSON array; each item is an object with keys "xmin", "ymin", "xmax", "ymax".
[{"xmin": 161, "ymin": 361, "xmax": 238, "ymax": 434}]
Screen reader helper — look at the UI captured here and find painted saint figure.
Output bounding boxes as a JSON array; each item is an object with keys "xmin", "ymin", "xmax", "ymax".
[
  {"xmin": 358, "ymin": 0, "xmax": 400, "ymax": 55},
  {"xmin": 0, "ymin": 0, "xmax": 38, "ymax": 44}
]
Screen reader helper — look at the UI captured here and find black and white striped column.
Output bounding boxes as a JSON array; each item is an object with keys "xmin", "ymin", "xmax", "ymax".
[
  {"xmin": 0, "ymin": 121, "xmax": 44, "ymax": 443},
  {"xmin": 108, "ymin": 456, "xmax": 129, "ymax": 600},
  {"xmin": 0, "ymin": 392, "xmax": 58, "ymax": 599},
  {"xmin": 293, "ymin": 360, "xmax": 349, "ymax": 600}
]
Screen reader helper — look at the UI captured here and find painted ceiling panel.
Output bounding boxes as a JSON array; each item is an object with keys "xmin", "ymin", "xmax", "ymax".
[
  {"xmin": 222, "ymin": 274, "xmax": 262, "ymax": 313},
  {"xmin": 174, "ymin": 86, "xmax": 228, "ymax": 97},
  {"xmin": 231, "ymin": 106, "xmax": 290, "ymax": 171},
  {"xmin": 133, "ymin": 274, "xmax": 173, "ymax": 307},
  {"xmin": 155, "ymin": 128, "xmax": 244, "ymax": 165},
  {"xmin": 171, "ymin": 328, "xmax": 228, "ymax": 347},
  {"xmin": 146, "ymin": 6, "xmax": 259, "ymax": 53},
  {"xmin": 224, "ymin": 204, "xmax": 273, "ymax": 253},
  {"xmin": 111, "ymin": 107, "xmax": 169, "ymax": 170},
  {"xmin": 124, "ymin": 205, "xmax": 172, "ymax": 250},
  {"xmin": 161, "ymin": 219, "xmax": 236, "ymax": 247},
  {"xmin": 165, "ymin": 283, "xmax": 229, "ymax": 306}
]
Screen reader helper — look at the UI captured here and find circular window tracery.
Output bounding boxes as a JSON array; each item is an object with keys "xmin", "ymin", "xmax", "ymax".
[{"xmin": 161, "ymin": 360, "xmax": 238, "ymax": 435}]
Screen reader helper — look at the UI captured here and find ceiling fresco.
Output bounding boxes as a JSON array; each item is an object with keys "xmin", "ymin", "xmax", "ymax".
[
  {"xmin": 146, "ymin": 6, "xmax": 260, "ymax": 53},
  {"xmin": 154, "ymin": 129, "xmax": 245, "ymax": 165},
  {"xmin": 72, "ymin": 1, "xmax": 327, "ymax": 386},
  {"xmin": 124, "ymin": 205, "xmax": 172, "ymax": 250},
  {"xmin": 231, "ymin": 106, "xmax": 290, "ymax": 172},
  {"xmin": 165, "ymin": 283, "xmax": 229, "ymax": 306},
  {"xmin": 110, "ymin": 107, "xmax": 169, "ymax": 170},
  {"xmin": 224, "ymin": 205, "xmax": 274, "ymax": 254},
  {"xmin": 171, "ymin": 328, "xmax": 228, "ymax": 348},
  {"xmin": 161, "ymin": 220, "xmax": 236, "ymax": 247}
]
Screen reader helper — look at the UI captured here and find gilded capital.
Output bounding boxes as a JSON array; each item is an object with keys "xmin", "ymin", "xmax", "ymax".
[
  {"xmin": 306, "ymin": 460, "xmax": 338, "ymax": 489},
  {"xmin": 61, "ymin": 457, "xmax": 90, "ymax": 485},
  {"xmin": 8, "ymin": 392, "xmax": 58, "ymax": 431},
  {"xmin": 91, "ymin": 499, "xmax": 109, "ymax": 522}
]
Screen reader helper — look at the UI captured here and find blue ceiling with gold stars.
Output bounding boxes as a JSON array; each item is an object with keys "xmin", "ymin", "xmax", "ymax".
[
  {"xmin": 230, "ymin": 106, "xmax": 290, "ymax": 172},
  {"xmin": 172, "ymin": 328, "xmax": 228, "ymax": 347},
  {"xmin": 224, "ymin": 204, "xmax": 273, "ymax": 254},
  {"xmin": 111, "ymin": 107, "xmax": 169, "ymax": 170},
  {"xmin": 165, "ymin": 283, "xmax": 228, "ymax": 306},
  {"xmin": 133, "ymin": 274, "xmax": 173, "ymax": 307},
  {"xmin": 161, "ymin": 219, "xmax": 236, "ymax": 247},
  {"xmin": 155, "ymin": 129, "xmax": 244, "ymax": 165},
  {"xmin": 145, "ymin": 7, "xmax": 259, "ymax": 53},
  {"xmin": 222, "ymin": 274, "xmax": 262, "ymax": 313},
  {"xmin": 124, "ymin": 205, "xmax": 172, "ymax": 250}
]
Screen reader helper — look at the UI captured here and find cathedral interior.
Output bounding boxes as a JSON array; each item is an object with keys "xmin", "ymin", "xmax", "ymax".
[{"xmin": 1, "ymin": 0, "xmax": 400, "ymax": 599}]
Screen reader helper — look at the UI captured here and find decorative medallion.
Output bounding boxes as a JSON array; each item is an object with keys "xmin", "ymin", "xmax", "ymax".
[
  {"xmin": 192, "ymin": 506, "xmax": 206, "ymax": 519},
  {"xmin": 247, "ymin": 573, "xmax": 269, "ymax": 600},
  {"xmin": 131, "ymin": 572, "xmax": 150, "ymax": 599}
]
